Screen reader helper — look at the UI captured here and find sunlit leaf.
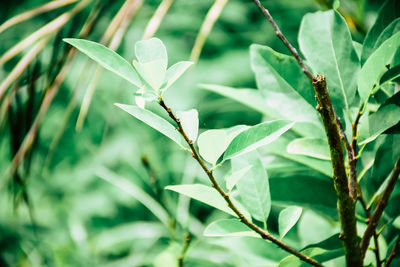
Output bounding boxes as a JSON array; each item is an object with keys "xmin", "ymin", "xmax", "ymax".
[
  {"xmin": 225, "ymin": 165, "xmax": 252, "ymax": 192},
  {"xmin": 163, "ymin": 61, "xmax": 194, "ymax": 92},
  {"xmin": 223, "ymin": 120, "xmax": 294, "ymax": 161},
  {"xmin": 287, "ymin": 138, "xmax": 330, "ymax": 160},
  {"xmin": 63, "ymin": 38, "xmax": 142, "ymax": 87},
  {"xmin": 204, "ymin": 219, "xmax": 259, "ymax": 238},
  {"xmin": 115, "ymin": 104, "xmax": 186, "ymax": 148},
  {"xmin": 278, "ymin": 206, "xmax": 302, "ymax": 239},
  {"xmin": 299, "ymin": 10, "xmax": 359, "ymax": 111}
]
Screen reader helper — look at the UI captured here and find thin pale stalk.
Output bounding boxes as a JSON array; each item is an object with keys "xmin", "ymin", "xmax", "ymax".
[
  {"xmin": 178, "ymin": 234, "xmax": 191, "ymax": 267},
  {"xmin": 0, "ymin": 0, "xmax": 78, "ymax": 34},
  {"xmin": 158, "ymin": 98, "xmax": 323, "ymax": 267},
  {"xmin": 142, "ymin": 0, "xmax": 175, "ymax": 40},
  {"xmin": 190, "ymin": 0, "xmax": 228, "ymax": 62}
]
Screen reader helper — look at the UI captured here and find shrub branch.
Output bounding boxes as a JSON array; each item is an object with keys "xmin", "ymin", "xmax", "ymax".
[
  {"xmin": 360, "ymin": 156, "xmax": 400, "ymax": 259},
  {"xmin": 158, "ymin": 97, "xmax": 323, "ymax": 267}
]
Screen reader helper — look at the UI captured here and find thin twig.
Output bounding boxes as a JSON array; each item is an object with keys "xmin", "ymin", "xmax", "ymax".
[
  {"xmin": 158, "ymin": 97, "xmax": 323, "ymax": 267},
  {"xmin": 385, "ymin": 234, "xmax": 400, "ymax": 267},
  {"xmin": 360, "ymin": 156, "xmax": 400, "ymax": 259},
  {"xmin": 252, "ymin": 0, "xmax": 314, "ymax": 82},
  {"xmin": 178, "ymin": 234, "xmax": 191, "ymax": 267}
]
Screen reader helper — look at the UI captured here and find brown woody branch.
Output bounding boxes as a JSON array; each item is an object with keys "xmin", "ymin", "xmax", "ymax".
[
  {"xmin": 252, "ymin": 1, "xmax": 362, "ymax": 265},
  {"xmin": 178, "ymin": 234, "xmax": 191, "ymax": 267},
  {"xmin": 158, "ymin": 97, "xmax": 323, "ymax": 267},
  {"xmin": 360, "ymin": 156, "xmax": 400, "ymax": 259}
]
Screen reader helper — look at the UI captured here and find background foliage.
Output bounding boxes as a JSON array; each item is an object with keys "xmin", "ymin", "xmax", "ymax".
[{"xmin": 0, "ymin": 0, "xmax": 397, "ymax": 266}]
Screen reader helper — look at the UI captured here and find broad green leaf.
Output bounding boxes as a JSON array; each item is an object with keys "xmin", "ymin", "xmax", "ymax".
[
  {"xmin": 299, "ymin": 10, "xmax": 359, "ymax": 111},
  {"xmin": 96, "ymin": 167, "xmax": 170, "ymax": 227},
  {"xmin": 361, "ymin": 0, "xmax": 400, "ymax": 64},
  {"xmin": 265, "ymin": 138, "xmax": 333, "ymax": 178},
  {"xmin": 223, "ymin": 120, "xmax": 294, "ymax": 160},
  {"xmin": 165, "ymin": 184, "xmax": 250, "ymax": 219},
  {"xmin": 135, "ymin": 38, "xmax": 168, "ymax": 66},
  {"xmin": 154, "ymin": 242, "xmax": 180, "ymax": 267},
  {"xmin": 133, "ymin": 59, "xmax": 166, "ymax": 92},
  {"xmin": 232, "ymin": 152, "xmax": 271, "ymax": 223},
  {"xmin": 278, "ymin": 206, "xmax": 302, "ymax": 239},
  {"xmin": 361, "ymin": 94, "xmax": 400, "ymax": 144},
  {"xmin": 287, "ymin": 138, "xmax": 330, "ymax": 160},
  {"xmin": 115, "ymin": 104, "xmax": 186, "ymax": 148},
  {"xmin": 374, "ymin": 18, "xmax": 400, "ymax": 52},
  {"xmin": 177, "ymin": 109, "xmax": 199, "ymax": 142},
  {"xmin": 358, "ymin": 32, "xmax": 400, "ymax": 103},
  {"xmin": 198, "ymin": 129, "xmax": 228, "ymax": 165},
  {"xmin": 380, "ymin": 64, "xmax": 400, "ymax": 85},
  {"xmin": 63, "ymin": 38, "xmax": 141, "ymax": 87},
  {"xmin": 163, "ymin": 61, "xmax": 194, "ymax": 92},
  {"xmin": 278, "ymin": 248, "xmax": 342, "ymax": 267},
  {"xmin": 204, "ymin": 219, "xmax": 259, "ymax": 238},
  {"xmin": 225, "ymin": 165, "xmax": 252, "ymax": 192}
]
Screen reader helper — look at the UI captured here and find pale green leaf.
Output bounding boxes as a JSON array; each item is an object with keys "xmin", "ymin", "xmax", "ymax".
[
  {"xmin": 232, "ymin": 152, "xmax": 271, "ymax": 223},
  {"xmin": 63, "ymin": 38, "xmax": 141, "ymax": 87},
  {"xmin": 358, "ymin": 32, "xmax": 400, "ymax": 102},
  {"xmin": 165, "ymin": 184, "xmax": 250, "ymax": 219},
  {"xmin": 225, "ymin": 165, "xmax": 252, "ymax": 192},
  {"xmin": 177, "ymin": 109, "xmax": 199, "ymax": 142},
  {"xmin": 115, "ymin": 104, "xmax": 186, "ymax": 148},
  {"xmin": 278, "ymin": 206, "xmax": 302, "ymax": 239},
  {"xmin": 197, "ymin": 129, "xmax": 228, "ymax": 165},
  {"xmin": 299, "ymin": 10, "xmax": 359, "ymax": 111},
  {"xmin": 163, "ymin": 61, "xmax": 193, "ymax": 92},
  {"xmin": 96, "ymin": 167, "xmax": 170, "ymax": 227},
  {"xmin": 133, "ymin": 59, "xmax": 166, "ymax": 92},
  {"xmin": 287, "ymin": 138, "xmax": 330, "ymax": 160},
  {"xmin": 135, "ymin": 38, "xmax": 168, "ymax": 66},
  {"xmin": 153, "ymin": 242, "xmax": 180, "ymax": 267},
  {"xmin": 223, "ymin": 120, "xmax": 294, "ymax": 161},
  {"xmin": 204, "ymin": 219, "xmax": 259, "ymax": 238}
]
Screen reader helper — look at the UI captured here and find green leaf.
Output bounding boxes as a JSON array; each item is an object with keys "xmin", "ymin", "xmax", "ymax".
[
  {"xmin": 63, "ymin": 38, "xmax": 142, "ymax": 87},
  {"xmin": 374, "ymin": 18, "xmax": 400, "ymax": 52},
  {"xmin": 358, "ymin": 32, "xmax": 400, "ymax": 103},
  {"xmin": 299, "ymin": 10, "xmax": 359, "ymax": 111},
  {"xmin": 133, "ymin": 59, "xmax": 166, "ymax": 92},
  {"xmin": 361, "ymin": 0, "xmax": 400, "ymax": 64},
  {"xmin": 204, "ymin": 219, "xmax": 259, "ymax": 238},
  {"xmin": 223, "ymin": 120, "xmax": 294, "ymax": 161},
  {"xmin": 333, "ymin": 0, "xmax": 340, "ymax": 10},
  {"xmin": 163, "ymin": 61, "xmax": 193, "ymax": 92},
  {"xmin": 115, "ymin": 104, "xmax": 186, "ymax": 148},
  {"xmin": 278, "ymin": 206, "xmax": 302, "ymax": 239},
  {"xmin": 177, "ymin": 109, "xmax": 199, "ymax": 142},
  {"xmin": 225, "ymin": 165, "xmax": 252, "ymax": 192},
  {"xmin": 96, "ymin": 167, "xmax": 170, "ymax": 227},
  {"xmin": 287, "ymin": 138, "xmax": 330, "ymax": 160},
  {"xmin": 197, "ymin": 129, "xmax": 228, "ymax": 165},
  {"xmin": 154, "ymin": 242, "xmax": 180, "ymax": 267},
  {"xmin": 165, "ymin": 184, "xmax": 250, "ymax": 219},
  {"xmin": 380, "ymin": 64, "xmax": 400, "ymax": 85},
  {"xmin": 232, "ymin": 152, "xmax": 271, "ymax": 223}
]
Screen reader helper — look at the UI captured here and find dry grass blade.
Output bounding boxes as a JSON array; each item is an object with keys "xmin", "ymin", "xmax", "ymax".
[
  {"xmin": 142, "ymin": 0, "xmax": 175, "ymax": 40},
  {"xmin": 190, "ymin": 0, "xmax": 228, "ymax": 62},
  {"xmin": 0, "ymin": 0, "xmax": 90, "ymax": 65},
  {"xmin": 0, "ymin": 0, "xmax": 78, "ymax": 34},
  {"xmin": 76, "ymin": 0, "xmax": 143, "ymax": 131},
  {"xmin": 0, "ymin": 38, "xmax": 48, "ymax": 100}
]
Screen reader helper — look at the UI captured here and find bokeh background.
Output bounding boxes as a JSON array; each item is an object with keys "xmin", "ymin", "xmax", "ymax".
[{"xmin": 0, "ymin": 0, "xmax": 386, "ymax": 266}]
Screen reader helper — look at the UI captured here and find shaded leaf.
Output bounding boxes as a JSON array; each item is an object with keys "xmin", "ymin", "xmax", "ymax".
[{"xmin": 64, "ymin": 38, "xmax": 142, "ymax": 87}]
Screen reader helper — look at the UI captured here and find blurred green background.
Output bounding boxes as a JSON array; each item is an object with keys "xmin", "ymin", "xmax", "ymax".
[{"xmin": 0, "ymin": 0, "xmax": 386, "ymax": 266}]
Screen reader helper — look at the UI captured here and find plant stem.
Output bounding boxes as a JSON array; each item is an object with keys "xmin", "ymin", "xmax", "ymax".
[
  {"xmin": 360, "ymin": 156, "xmax": 400, "ymax": 259},
  {"xmin": 313, "ymin": 75, "xmax": 362, "ymax": 267},
  {"xmin": 178, "ymin": 234, "xmax": 191, "ymax": 267},
  {"xmin": 158, "ymin": 97, "xmax": 323, "ymax": 267},
  {"xmin": 385, "ymin": 234, "xmax": 400, "ymax": 267}
]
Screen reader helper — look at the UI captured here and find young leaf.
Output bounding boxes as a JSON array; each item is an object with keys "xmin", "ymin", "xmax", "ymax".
[
  {"xmin": 287, "ymin": 138, "xmax": 330, "ymax": 160},
  {"xmin": 115, "ymin": 104, "xmax": 186, "ymax": 148},
  {"xmin": 63, "ymin": 38, "xmax": 142, "ymax": 87},
  {"xmin": 133, "ymin": 59, "xmax": 166, "ymax": 92},
  {"xmin": 223, "ymin": 120, "xmax": 294, "ymax": 161},
  {"xmin": 204, "ymin": 219, "xmax": 259, "ymax": 238},
  {"xmin": 225, "ymin": 165, "xmax": 252, "ymax": 192},
  {"xmin": 232, "ymin": 152, "xmax": 271, "ymax": 224},
  {"xmin": 163, "ymin": 61, "xmax": 194, "ymax": 92},
  {"xmin": 358, "ymin": 32, "xmax": 400, "ymax": 103},
  {"xmin": 361, "ymin": 0, "xmax": 400, "ymax": 64},
  {"xmin": 165, "ymin": 184, "xmax": 250, "ymax": 219},
  {"xmin": 299, "ymin": 10, "xmax": 359, "ymax": 111},
  {"xmin": 197, "ymin": 129, "xmax": 228, "ymax": 165},
  {"xmin": 177, "ymin": 109, "xmax": 199, "ymax": 142},
  {"xmin": 278, "ymin": 206, "xmax": 302, "ymax": 239}
]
